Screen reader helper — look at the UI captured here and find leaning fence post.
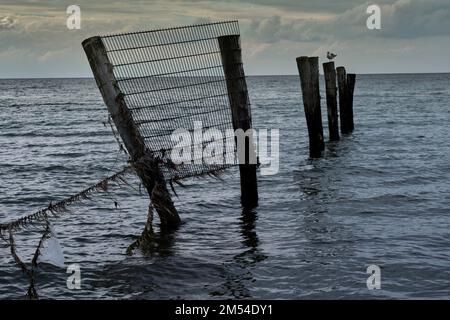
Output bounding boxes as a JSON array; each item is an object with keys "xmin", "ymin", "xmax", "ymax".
[
  {"xmin": 322, "ymin": 62, "xmax": 339, "ymax": 141},
  {"xmin": 218, "ymin": 35, "xmax": 258, "ymax": 209},
  {"xmin": 82, "ymin": 36, "xmax": 181, "ymax": 229},
  {"xmin": 337, "ymin": 66, "xmax": 351, "ymax": 134},
  {"xmin": 347, "ymin": 73, "xmax": 356, "ymax": 132},
  {"xmin": 296, "ymin": 56, "xmax": 325, "ymax": 157}
]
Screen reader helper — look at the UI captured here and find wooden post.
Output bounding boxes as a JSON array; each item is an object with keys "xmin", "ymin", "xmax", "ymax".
[
  {"xmin": 296, "ymin": 56, "xmax": 325, "ymax": 158},
  {"xmin": 218, "ymin": 35, "xmax": 258, "ymax": 209},
  {"xmin": 322, "ymin": 62, "xmax": 339, "ymax": 141},
  {"xmin": 347, "ymin": 73, "xmax": 356, "ymax": 132},
  {"xmin": 337, "ymin": 66, "xmax": 350, "ymax": 134},
  {"xmin": 82, "ymin": 36, "xmax": 181, "ymax": 229}
]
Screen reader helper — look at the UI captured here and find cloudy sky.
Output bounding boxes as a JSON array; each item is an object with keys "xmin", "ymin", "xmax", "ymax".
[{"xmin": 1, "ymin": 0, "xmax": 449, "ymax": 77}]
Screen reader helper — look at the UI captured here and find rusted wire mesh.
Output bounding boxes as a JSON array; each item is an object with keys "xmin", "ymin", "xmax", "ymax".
[{"xmin": 101, "ymin": 21, "xmax": 241, "ymax": 180}]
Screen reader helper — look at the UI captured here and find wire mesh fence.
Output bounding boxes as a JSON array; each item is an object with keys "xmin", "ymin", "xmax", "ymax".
[{"xmin": 101, "ymin": 21, "xmax": 242, "ymax": 181}]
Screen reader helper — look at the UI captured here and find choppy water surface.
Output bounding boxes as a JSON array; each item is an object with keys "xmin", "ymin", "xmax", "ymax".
[{"xmin": 1, "ymin": 74, "xmax": 450, "ymax": 299}]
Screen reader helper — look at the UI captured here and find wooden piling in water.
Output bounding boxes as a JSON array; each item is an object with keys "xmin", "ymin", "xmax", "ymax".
[
  {"xmin": 347, "ymin": 73, "xmax": 356, "ymax": 132},
  {"xmin": 322, "ymin": 62, "xmax": 340, "ymax": 141},
  {"xmin": 82, "ymin": 36, "xmax": 181, "ymax": 229},
  {"xmin": 296, "ymin": 56, "xmax": 325, "ymax": 158},
  {"xmin": 337, "ymin": 66, "xmax": 351, "ymax": 134},
  {"xmin": 218, "ymin": 35, "xmax": 258, "ymax": 209}
]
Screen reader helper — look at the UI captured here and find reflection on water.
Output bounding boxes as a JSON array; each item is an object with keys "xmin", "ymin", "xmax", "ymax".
[{"xmin": 209, "ymin": 208, "xmax": 267, "ymax": 298}]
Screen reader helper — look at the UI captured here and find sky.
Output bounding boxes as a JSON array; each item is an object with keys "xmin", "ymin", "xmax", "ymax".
[{"xmin": 0, "ymin": 0, "xmax": 450, "ymax": 77}]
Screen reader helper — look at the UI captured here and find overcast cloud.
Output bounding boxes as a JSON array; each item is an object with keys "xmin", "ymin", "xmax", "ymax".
[{"xmin": 0, "ymin": 0, "xmax": 449, "ymax": 77}]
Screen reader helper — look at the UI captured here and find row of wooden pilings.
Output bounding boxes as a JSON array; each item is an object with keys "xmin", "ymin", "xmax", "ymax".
[{"xmin": 296, "ymin": 56, "xmax": 356, "ymax": 158}]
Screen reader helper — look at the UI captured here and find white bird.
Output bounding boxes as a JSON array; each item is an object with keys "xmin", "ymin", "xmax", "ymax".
[{"xmin": 327, "ymin": 51, "xmax": 337, "ymax": 61}]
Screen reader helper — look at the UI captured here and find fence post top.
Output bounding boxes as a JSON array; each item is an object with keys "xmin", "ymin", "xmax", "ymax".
[
  {"xmin": 81, "ymin": 36, "xmax": 102, "ymax": 49},
  {"xmin": 296, "ymin": 56, "xmax": 309, "ymax": 62},
  {"xmin": 217, "ymin": 34, "xmax": 240, "ymax": 39}
]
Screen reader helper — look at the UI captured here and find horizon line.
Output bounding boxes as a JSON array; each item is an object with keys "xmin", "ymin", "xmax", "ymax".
[{"xmin": 1, "ymin": 71, "xmax": 450, "ymax": 80}]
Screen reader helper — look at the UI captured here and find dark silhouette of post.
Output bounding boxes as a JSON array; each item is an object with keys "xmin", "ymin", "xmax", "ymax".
[
  {"xmin": 347, "ymin": 73, "xmax": 356, "ymax": 132},
  {"xmin": 296, "ymin": 56, "xmax": 325, "ymax": 157},
  {"xmin": 337, "ymin": 66, "xmax": 351, "ymax": 134},
  {"xmin": 322, "ymin": 62, "xmax": 340, "ymax": 141},
  {"xmin": 82, "ymin": 36, "xmax": 181, "ymax": 229},
  {"xmin": 218, "ymin": 35, "xmax": 258, "ymax": 209}
]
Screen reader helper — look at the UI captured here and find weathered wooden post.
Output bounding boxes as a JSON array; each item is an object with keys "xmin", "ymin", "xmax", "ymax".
[
  {"xmin": 82, "ymin": 36, "xmax": 181, "ymax": 229},
  {"xmin": 347, "ymin": 73, "xmax": 356, "ymax": 132},
  {"xmin": 337, "ymin": 66, "xmax": 351, "ymax": 134},
  {"xmin": 296, "ymin": 56, "xmax": 325, "ymax": 157},
  {"xmin": 322, "ymin": 62, "xmax": 339, "ymax": 141},
  {"xmin": 218, "ymin": 35, "xmax": 258, "ymax": 209}
]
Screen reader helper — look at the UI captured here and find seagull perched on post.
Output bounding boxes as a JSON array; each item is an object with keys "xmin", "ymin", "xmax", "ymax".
[{"xmin": 327, "ymin": 51, "xmax": 337, "ymax": 61}]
